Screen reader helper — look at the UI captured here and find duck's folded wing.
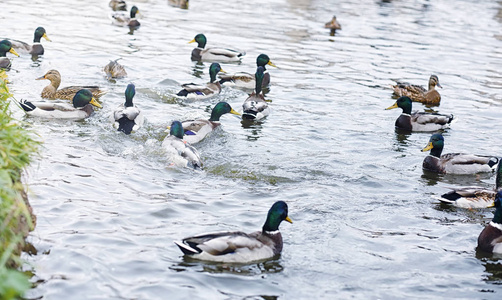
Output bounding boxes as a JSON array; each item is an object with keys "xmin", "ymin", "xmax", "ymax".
[
  {"xmin": 444, "ymin": 153, "xmax": 498, "ymax": 165},
  {"xmin": 205, "ymin": 47, "xmax": 245, "ymax": 58},
  {"xmin": 180, "ymin": 232, "xmax": 263, "ymax": 255},
  {"xmin": 413, "ymin": 112, "xmax": 453, "ymax": 125}
]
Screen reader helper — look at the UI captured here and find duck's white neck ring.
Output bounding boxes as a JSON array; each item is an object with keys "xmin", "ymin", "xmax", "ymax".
[
  {"xmin": 264, "ymin": 230, "xmax": 280, "ymax": 235},
  {"xmin": 490, "ymin": 221, "xmax": 502, "ymax": 231}
]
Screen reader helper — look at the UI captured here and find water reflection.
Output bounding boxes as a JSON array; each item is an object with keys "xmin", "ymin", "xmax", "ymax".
[
  {"xmin": 191, "ymin": 61, "xmax": 205, "ymax": 79},
  {"xmin": 241, "ymin": 120, "xmax": 264, "ymax": 141},
  {"xmin": 173, "ymin": 257, "xmax": 284, "ymax": 276},
  {"xmin": 476, "ymin": 255, "xmax": 502, "ymax": 284}
]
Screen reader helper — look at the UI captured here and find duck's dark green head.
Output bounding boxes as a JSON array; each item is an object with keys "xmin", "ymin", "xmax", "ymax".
[
  {"xmin": 256, "ymin": 54, "xmax": 277, "ymax": 70},
  {"xmin": 255, "ymin": 66, "xmax": 265, "ymax": 94},
  {"xmin": 124, "ymin": 83, "xmax": 135, "ymax": 107},
  {"xmin": 73, "ymin": 89, "xmax": 102, "ymax": 109},
  {"xmin": 170, "ymin": 121, "xmax": 184, "ymax": 139},
  {"xmin": 263, "ymin": 201, "xmax": 293, "ymax": 232},
  {"xmin": 189, "ymin": 33, "xmax": 207, "ymax": 48},
  {"xmin": 421, "ymin": 133, "xmax": 444, "ymax": 157},
  {"xmin": 209, "ymin": 62, "xmax": 223, "ymax": 82},
  {"xmin": 209, "ymin": 101, "xmax": 240, "ymax": 121},
  {"xmin": 386, "ymin": 96, "xmax": 412, "ymax": 114},
  {"xmin": 0, "ymin": 40, "xmax": 19, "ymax": 57},
  {"xmin": 130, "ymin": 6, "xmax": 139, "ymax": 18},
  {"xmin": 34, "ymin": 27, "xmax": 51, "ymax": 43},
  {"xmin": 490, "ymin": 191, "xmax": 502, "ymax": 224}
]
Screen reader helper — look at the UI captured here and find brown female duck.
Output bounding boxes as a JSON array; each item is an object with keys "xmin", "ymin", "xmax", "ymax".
[
  {"xmin": 37, "ymin": 69, "xmax": 105, "ymax": 100},
  {"xmin": 392, "ymin": 75, "xmax": 442, "ymax": 105}
]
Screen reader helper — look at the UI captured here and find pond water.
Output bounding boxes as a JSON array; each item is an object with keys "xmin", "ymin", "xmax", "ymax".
[{"xmin": 3, "ymin": 0, "xmax": 502, "ymax": 298}]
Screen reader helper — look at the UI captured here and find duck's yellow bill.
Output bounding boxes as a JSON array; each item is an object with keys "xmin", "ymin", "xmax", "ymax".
[
  {"xmin": 285, "ymin": 216, "xmax": 293, "ymax": 224},
  {"xmin": 188, "ymin": 38, "xmax": 196, "ymax": 44},
  {"xmin": 230, "ymin": 108, "xmax": 241, "ymax": 116},
  {"xmin": 219, "ymin": 68, "xmax": 227, "ymax": 74},
  {"xmin": 268, "ymin": 61, "xmax": 277, "ymax": 68},
  {"xmin": 43, "ymin": 33, "xmax": 52, "ymax": 42},
  {"xmin": 90, "ymin": 97, "xmax": 102, "ymax": 108},
  {"xmin": 9, "ymin": 48, "xmax": 20, "ymax": 57},
  {"xmin": 385, "ymin": 102, "xmax": 398, "ymax": 110},
  {"xmin": 422, "ymin": 142, "xmax": 433, "ymax": 152}
]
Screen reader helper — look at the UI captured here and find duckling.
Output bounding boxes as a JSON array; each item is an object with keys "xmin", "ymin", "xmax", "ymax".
[
  {"xmin": 109, "ymin": 0, "xmax": 127, "ymax": 11},
  {"xmin": 189, "ymin": 33, "xmax": 245, "ymax": 63},
  {"xmin": 37, "ymin": 69, "xmax": 106, "ymax": 100},
  {"xmin": 385, "ymin": 96, "xmax": 455, "ymax": 132},
  {"xmin": 392, "ymin": 75, "xmax": 442, "ymax": 105},
  {"xmin": 162, "ymin": 121, "xmax": 202, "ymax": 169},
  {"xmin": 433, "ymin": 162, "xmax": 502, "ymax": 209},
  {"xmin": 421, "ymin": 133, "xmax": 499, "ymax": 175},
  {"xmin": 175, "ymin": 201, "xmax": 292, "ymax": 263},
  {"xmin": 8, "ymin": 27, "xmax": 51, "ymax": 56},
  {"xmin": 219, "ymin": 54, "xmax": 277, "ymax": 89},
  {"xmin": 104, "ymin": 59, "xmax": 127, "ymax": 79},
  {"xmin": 177, "ymin": 63, "xmax": 225, "ymax": 100},
  {"xmin": 111, "ymin": 5, "xmax": 140, "ymax": 27},
  {"xmin": 110, "ymin": 83, "xmax": 144, "ymax": 134},
  {"xmin": 325, "ymin": 15, "xmax": 341, "ymax": 35},
  {"xmin": 242, "ymin": 66, "xmax": 270, "ymax": 120},
  {"xmin": 178, "ymin": 101, "xmax": 240, "ymax": 144},
  {"xmin": 18, "ymin": 89, "xmax": 102, "ymax": 120},
  {"xmin": 477, "ymin": 191, "xmax": 502, "ymax": 254},
  {"xmin": 0, "ymin": 40, "xmax": 20, "ymax": 69},
  {"xmin": 168, "ymin": 0, "xmax": 189, "ymax": 9}
]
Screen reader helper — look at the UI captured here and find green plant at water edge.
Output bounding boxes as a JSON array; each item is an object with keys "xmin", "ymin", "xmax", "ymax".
[{"xmin": 0, "ymin": 78, "xmax": 40, "ymax": 299}]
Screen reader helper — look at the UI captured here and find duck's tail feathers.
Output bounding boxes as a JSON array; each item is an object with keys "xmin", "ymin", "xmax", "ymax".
[
  {"xmin": 19, "ymin": 99, "xmax": 36, "ymax": 112},
  {"xmin": 174, "ymin": 241, "xmax": 199, "ymax": 255},
  {"xmin": 431, "ymin": 195, "xmax": 456, "ymax": 204},
  {"xmin": 488, "ymin": 157, "xmax": 499, "ymax": 168}
]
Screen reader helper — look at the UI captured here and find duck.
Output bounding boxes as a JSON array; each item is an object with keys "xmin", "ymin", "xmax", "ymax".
[
  {"xmin": 189, "ymin": 33, "xmax": 245, "ymax": 63},
  {"xmin": 219, "ymin": 54, "xmax": 277, "ymax": 89},
  {"xmin": 177, "ymin": 101, "xmax": 240, "ymax": 144},
  {"xmin": 421, "ymin": 133, "xmax": 499, "ymax": 175},
  {"xmin": 325, "ymin": 15, "xmax": 342, "ymax": 35},
  {"xmin": 111, "ymin": 5, "xmax": 140, "ymax": 27},
  {"xmin": 433, "ymin": 161, "xmax": 502, "ymax": 208},
  {"xmin": 110, "ymin": 83, "xmax": 144, "ymax": 134},
  {"xmin": 162, "ymin": 121, "xmax": 202, "ymax": 169},
  {"xmin": 177, "ymin": 63, "xmax": 225, "ymax": 100},
  {"xmin": 168, "ymin": 0, "xmax": 189, "ymax": 9},
  {"xmin": 37, "ymin": 69, "xmax": 106, "ymax": 100},
  {"xmin": 18, "ymin": 89, "xmax": 102, "ymax": 120},
  {"xmin": 174, "ymin": 201, "xmax": 292, "ymax": 263},
  {"xmin": 242, "ymin": 66, "xmax": 270, "ymax": 120},
  {"xmin": 477, "ymin": 191, "xmax": 502, "ymax": 254},
  {"xmin": 8, "ymin": 27, "xmax": 51, "ymax": 56},
  {"xmin": 109, "ymin": 0, "xmax": 127, "ymax": 11},
  {"xmin": 385, "ymin": 96, "xmax": 455, "ymax": 132},
  {"xmin": 0, "ymin": 40, "xmax": 20, "ymax": 69},
  {"xmin": 392, "ymin": 75, "xmax": 442, "ymax": 105},
  {"xmin": 104, "ymin": 58, "xmax": 127, "ymax": 79}
]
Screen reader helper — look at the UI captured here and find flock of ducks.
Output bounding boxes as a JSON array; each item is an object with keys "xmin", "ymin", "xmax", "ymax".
[{"xmin": 0, "ymin": 1, "xmax": 500, "ymax": 262}]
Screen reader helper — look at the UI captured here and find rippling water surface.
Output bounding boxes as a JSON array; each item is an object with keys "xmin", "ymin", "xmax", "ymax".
[{"xmin": 3, "ymin": 0, "xmax": 502, "ymax": 298}]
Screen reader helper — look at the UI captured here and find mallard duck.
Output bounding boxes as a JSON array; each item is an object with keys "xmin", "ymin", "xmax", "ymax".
[
  {"xmin": 109, "ymin": 0, "xmax": 127, "ymax": 11},
  {"xmin": 18, "ymin": 89, "xmax": 102, "ymax": 120},
  {"xmin": 325, "ymin": 15, "xmax": 341, "ymax": 35},
  {"xmin": 168, "ymin": 0, "xmax": 189, "ymax": 9},
  {"xmin": 8, "ymin": 27, "xmax": 51, "ymax": 56},
  {"xmin": 162, "ymin": 121, "xmax": 202, "ymax": 169},
  {"xmin": 178, "ymin": 102, "xmax": 240, "ymax": 144},
  {"xmin": 110, "ymin": 83, "xmax": 144, "ymax": 134},
  {"xmin": 111, "ymin": 5, "xmax": 140, "ymax": 27},
  {"xmin": 37, "ymin": 69, "xmax": 106, "ymax": 100},
  {"xmin": 0, "ymin": 40, "xmax": 20, "ymax": 69},
  {"xmin": 421, "ymin": 133, "xmax": 499, "ymax": 175},
  {"xmin": 385, "ymin": 96, "xmax": 455, "ymax": 131},
  {"xmin": 477, "ymin": 191, "xmax": 502, "ymax": 254},
  {"xmin": 242, "ymin": 66, "xmax": 270, "ymax": 120},
  {"xmin": 189, "ymin": 33, "xmax": 245, "ymax": 63},
  {"xmin": 219, "ymin": 54, "xmax": 277, "ymax": 89},
  {"xmin": 174, "ymin": 201, "xmax": 292, "ymax": 263},
  {"xmin": 177, "ymin": 63, "xmax": 225, "ymax": 100},
  {"xmin": 104, "ymin": 59, "xmax": 127, "ymax": 79},
  {"xmin": 392, "ymin": 75, "xmax": 442, "ymax": 105}
]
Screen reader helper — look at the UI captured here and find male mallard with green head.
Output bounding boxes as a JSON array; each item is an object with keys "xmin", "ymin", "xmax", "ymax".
[
  {"xmin": 37, "ymin": 69, "xmax": 106, "ymax": 100},
  {"xmin": 219, "ymin": 54, "xmax": 277, "ymax": 89},
  {"xmin": 18, "ymin": 89, "xmax": 102, "ymax": 120},
  {"xmin": 477, "ymin": 191, "xmax": 502, "ymax": 254},
  {"xmin": 421, "ymin": 133, "xmax": 499, "ymax": 175},
  {"xmin": 0, "ymin": 40, "xmax": 20, "ymax": 69},
  {"xmin": 242, "ymin": 66, "xmax": 270, "ymax": 120},
  {"xmin": 162, "ymin": 120, "xmax": 202, "ymax": 169},
  {"xmin": 177, "ymin": 63, "xmax": 225, "ymax": 100},
  {"xmin": 189, "ymin": 33, "xmax": 245, "ymax": 63},
  {"xmin": 111, "ymin": 5, "xmax": 140, "ymax": 27},
  {"xmin": 111, "ymin": 83, "xmax": 144, "ymax": 134},
  {"xmin": 385, "ymin": 96, "xmax": 455, "ymax": 132},
  {"xmin": 175, "ymin": 201, "xmax": 292, "ymax": 263},
  {"xmin": 9, "ymin": 27, "xmax": 51, "ymax": 56},
  {"xmin": 392, "ymin": 75, "xmax": 442, "ymax": 105}
]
